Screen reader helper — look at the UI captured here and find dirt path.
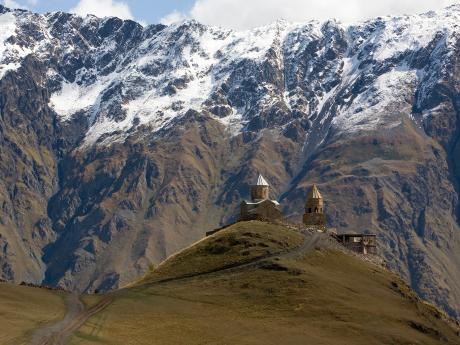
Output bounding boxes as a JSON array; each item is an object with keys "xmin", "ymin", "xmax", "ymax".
[
  {"xmin": 150, "ymin": 229, "xmax": 330, "ymax": 285},
  {"xmin": 223, "ymin": 230, "xmax": 329, "ymax": 271},
  {"xmin": 282, "ymin": 230, "xmax": 329, "ymax": 259},
  {"xmin": 30, "ymin": 293, "xmax": 113, "ymax": 345}
]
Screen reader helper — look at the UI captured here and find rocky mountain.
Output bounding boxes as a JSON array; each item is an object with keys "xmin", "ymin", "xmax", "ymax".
[{"xmin": 1, "ymin": 4, "xmax": 460, "ymax": 317}]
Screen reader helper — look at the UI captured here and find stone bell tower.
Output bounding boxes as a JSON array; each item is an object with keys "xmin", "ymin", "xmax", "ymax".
[
  {"xmin": 251, "ymin": 174, "xmax": 270, "ymax": 201},
  {"xmin": 303, "ymin": 184, "xmax": 326, "ymax": 227}
]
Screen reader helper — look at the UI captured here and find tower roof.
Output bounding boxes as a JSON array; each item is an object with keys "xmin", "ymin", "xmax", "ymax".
[
  {"xmin": 307, "ymin": 184, "xmax": 323, "ymax": 199},
  {"xmin": 254, "ymin": 174, "xmax": 270, "ymax": 186}
]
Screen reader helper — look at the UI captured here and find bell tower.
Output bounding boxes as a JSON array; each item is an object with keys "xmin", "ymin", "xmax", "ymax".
[
  {"xmin": 251, "ymin": 174, "xmax": 270, "ymax": 202},
  {"xmin": 303, "ymin": 184, "xmax": 326, "ymax": 227}
]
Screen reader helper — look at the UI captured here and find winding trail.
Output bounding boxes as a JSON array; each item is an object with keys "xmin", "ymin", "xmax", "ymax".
[
  {"xmin": 29, "ymin": 229, "xmax": 329, "ymax": 344},
  {"xmin": 30, "ymin": 293, "xmax": 114, "ymax": 345}
]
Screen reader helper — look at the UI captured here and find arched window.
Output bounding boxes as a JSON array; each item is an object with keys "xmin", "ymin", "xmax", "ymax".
[
  {"xmin": 308, "ymin": 208, "xmax": 312, "ymax": 213},
  {"xmin": 314, "ymin": 208, "xmax": 318, "ymax": 213}
]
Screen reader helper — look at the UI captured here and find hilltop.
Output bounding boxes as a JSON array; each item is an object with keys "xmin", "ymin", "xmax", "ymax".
[
  {"xmin": 1, "ymin": 221, "xmax": 459, "ymax": 344},
  {"xmin": 63, "ymin": 221, "xmax": 458, "ymax": 345}
]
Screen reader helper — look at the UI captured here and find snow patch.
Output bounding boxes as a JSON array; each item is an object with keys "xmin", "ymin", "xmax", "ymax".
[
  {"xmin": 332, "ymin": 67, "xmax": 417, "ymax": 133},
  {"xmin": 0, "ymin": 12, "xmax": 17, "ymax": 79},
  {"xmin": 49, "ymin": 77, "xmax": 113, "ymax": 121},
  {"xmin": 371, "ymin": 10, "xmax": 459, "ymax": 61},
  {"xmin": 218, "ymin": 109, "xmax": 245, "ymax": 135}
]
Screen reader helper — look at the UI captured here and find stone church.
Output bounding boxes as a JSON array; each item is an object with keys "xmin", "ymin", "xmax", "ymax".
[
  {"xmin": 239, "ymin": 176, "xmax": 327, "ymax": 227},
  {"xmin": 236, "ymin": 177, "xmax": 376, "ymax": 255},
  {"xmin": 239, "ymin": 174, "xmax": 283, "ymax": 222}
]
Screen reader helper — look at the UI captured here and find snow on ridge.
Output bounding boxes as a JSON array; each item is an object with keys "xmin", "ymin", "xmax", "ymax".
[
  {"xmin": 49, "ymin": 19, "xmax": 295, "ymax": 145},
  {"xmin": 332, "ymin": 67, "xmax": 418, "ymax": 134},
  {"xmin": 368, "ymin": 11, "xmax": 459, "ymax": 61},
  {"xmin": 53, "ymin": 8, "xmax": 459, "ymax": 143},
  {"xmin": 84, "ymin": 24, "xmax": 229, "ymax": 145},
  {"xmin": 0, "ymin": 12, "xmax": 18, "ymax": 79},
  {"xmin": 0, "ymin": 12, "xmax": 16, "ymax": 57},
  {"xmin": 2, "ymin": 5, "xmax": 460, "ymax": 144},
  {"xmin": 0, "ymin": 10, "xmax": 53, "ymax": 80},
  {"xmin": 323, "ymin": 8, "xmax": 460, "ymax": 136}
]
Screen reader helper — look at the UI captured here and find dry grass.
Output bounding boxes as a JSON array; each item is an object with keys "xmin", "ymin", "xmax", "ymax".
[
  {"xmin": 136, "ymin": 221, "xmax": 304, "ymax": 284},
  {"xmin": 0, "ymin": 283, "xmax": 66, "ymax": 345},
  {"xmin": 69, "ymin": 221, "xmax": 460, "ymax": 345}
]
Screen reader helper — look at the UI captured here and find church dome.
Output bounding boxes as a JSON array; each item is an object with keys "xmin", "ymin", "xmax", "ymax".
[
  {"xmin": 254, "ymin": 174, "xmax": 270, "ymax": 187},
  {"xmin": 307, "ymin": 184, "xmax": 322, "ymax": 199}
]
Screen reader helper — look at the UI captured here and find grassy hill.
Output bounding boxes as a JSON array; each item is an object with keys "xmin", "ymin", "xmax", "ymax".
[
  {"xmin": 0, "ymin": 283, "xmax": 66, "ymax": 345},
  {"xmin": 66, "ymin": 221, "xmax": 460, "ymax": 345}
]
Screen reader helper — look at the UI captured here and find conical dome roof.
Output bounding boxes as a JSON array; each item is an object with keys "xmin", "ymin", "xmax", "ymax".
[
  {"xmin": 254, "ymin": 174, "xmax": 270, "ymax": 186},
  {"xmin": 307, "ymin": 184, "xmax": 322, "ymax": 199}
]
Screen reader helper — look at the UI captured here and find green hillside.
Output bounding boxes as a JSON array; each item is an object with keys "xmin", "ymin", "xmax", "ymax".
[{"xmin": 67, "ymin": 221, "xmax": 460, "ymax": 345}]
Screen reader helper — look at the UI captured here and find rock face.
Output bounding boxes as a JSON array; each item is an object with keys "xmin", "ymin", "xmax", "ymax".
[{"xmin": 1, "ymin": 4, "xmax": 460, "ymax": 316}]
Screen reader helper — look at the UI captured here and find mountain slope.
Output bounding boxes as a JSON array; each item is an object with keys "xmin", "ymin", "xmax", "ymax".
[
  {"xmin": 1, "ymin": 4, "xmax": 460, "ymax": 318},
  {"xmin": 67, "ymin": 221, "xmax": 460, "ymax": 345}
]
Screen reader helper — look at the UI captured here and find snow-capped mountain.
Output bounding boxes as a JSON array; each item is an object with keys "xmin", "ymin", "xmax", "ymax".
[
  {"xmin": 1, "ymin": 4, "xmax": 460, "ymax": 318},
  {"xmin": 2, "ymin": 5, "xmax": 459, "ymax": 145}
]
